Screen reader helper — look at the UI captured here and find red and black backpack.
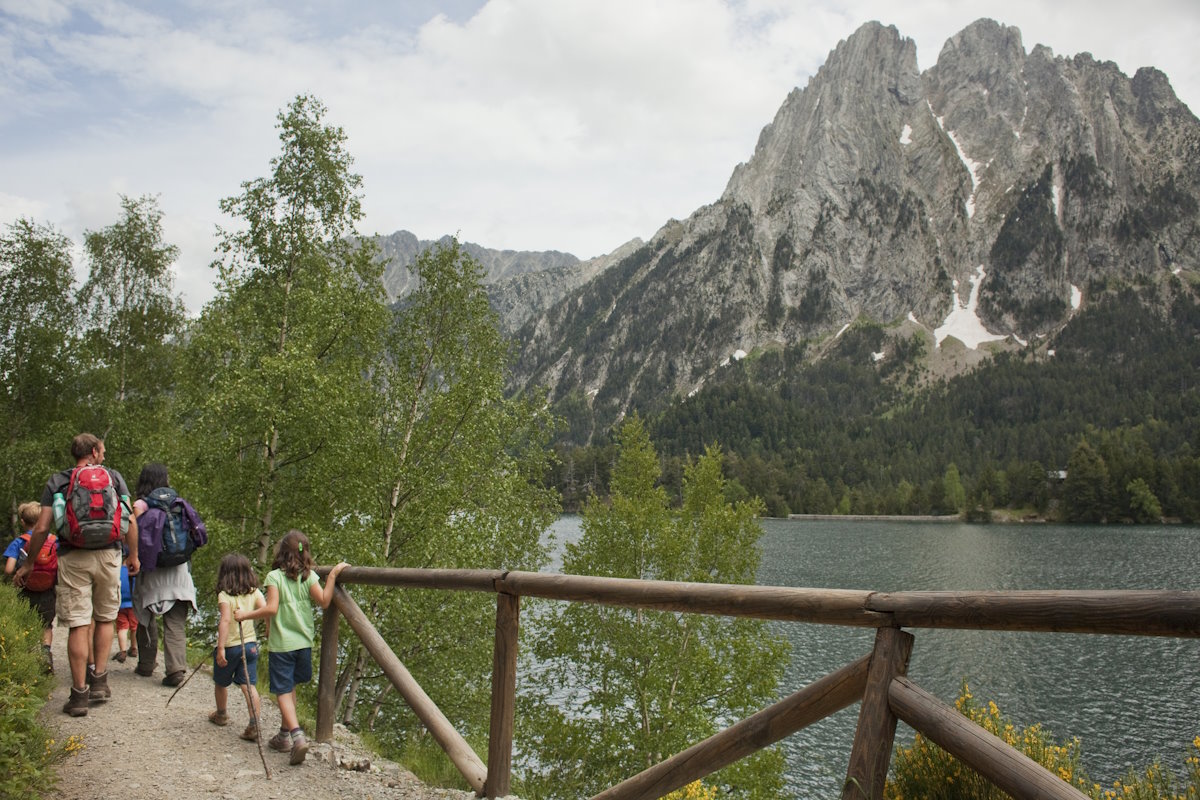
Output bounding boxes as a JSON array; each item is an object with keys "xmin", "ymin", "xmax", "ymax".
[{"xmin": 62, "ymin": 465, "xmax": 126, "ymax": 549}]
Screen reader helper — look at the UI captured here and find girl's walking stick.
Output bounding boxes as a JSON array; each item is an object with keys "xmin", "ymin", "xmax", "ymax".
[{"xmin": 237, "ymin": 623, "xmax": 271, "ymax": 778}]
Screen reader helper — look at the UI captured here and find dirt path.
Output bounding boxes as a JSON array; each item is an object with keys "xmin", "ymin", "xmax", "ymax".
[{"xmin": 42, "ymin": 634, "xmax": 478, "ymax": 800}]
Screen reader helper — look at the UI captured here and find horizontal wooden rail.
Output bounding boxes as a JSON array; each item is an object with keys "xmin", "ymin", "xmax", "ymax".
[
  {"xmin": 868, "ymin": 589, "xmax": 1200, "ymax": 636},
  {"xmin": 322, "ymin": 566, "xmax": 1200, "ymax": 637},
  {"xmin": 315, "ymin": 565, "xmax": 1200, "ymax": 800},
  {"xmin": 889, "ymin": 676, "xmax": 1091, "ymax": 800},
  {"xmin": 497, "ymin": 571, "xmax": 886, "ymax": 626}
]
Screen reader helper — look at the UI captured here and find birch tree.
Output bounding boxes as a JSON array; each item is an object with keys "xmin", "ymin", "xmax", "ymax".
[
  {"xmin": 521, "ymin": 417, "xmax": 787, "ymax": 799},
  {"xmin": 334, "ymin": 238, "xmax": 558, "ymax": 742},
  {"xmin": 76, "ymin": 194, "xmax": 185, "ymax": 469},
  {"xmin": 0, "ymin": 219, "xmax": 77, "ymax": 529},
  {"xmin": 180, "ymin": 94, "xmax": 388, "ymax": 563}
]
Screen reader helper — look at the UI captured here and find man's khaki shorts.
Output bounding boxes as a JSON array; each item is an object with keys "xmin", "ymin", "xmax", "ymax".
[{"xmin": 55, "ymin": 547, "xmax": 122, "ymax": 627}]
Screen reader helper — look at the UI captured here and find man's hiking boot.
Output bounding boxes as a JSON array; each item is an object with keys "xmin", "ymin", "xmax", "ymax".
[
  {"xmin": 240, "ymin": 721, "xmax": 259, "ymax": 742},
  {"xmin": 63, "ymin": 686, "xmax": 89, "ymax": 717},
  {"xmin": 209, "ymin": 710, "xmax": 230, "ymax": 726},
  {"xmin": 88, "ymin": 670, "xmax": 111, "ymax": 702},
  {"xmin": 42, "ymin": 646, "xmax": 53, "ymax": 675},
  {"xmin": 134, "ymin": 662, "xmax": 155, "ymax": 677},
  {"xmin": 289, "ymin": 733, "xmax": 309, "ymax": 766},
  {"xmin": 268, "ymin": 731, "xmax": 292, "ymax": 752},
  {"xmin": 162, "ymin": 670, "xmax": 185, "ymax": 687}
]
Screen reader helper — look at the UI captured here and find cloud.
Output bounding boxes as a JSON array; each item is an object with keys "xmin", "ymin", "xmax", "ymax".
[{"xmin": 2, "ymin": 0, "xmax": 1197, "ymax": 312}]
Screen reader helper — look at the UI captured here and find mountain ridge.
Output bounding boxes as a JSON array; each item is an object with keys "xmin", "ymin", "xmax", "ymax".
[{"xmin": 499, "ymin": 17, "xmax": 1199, "ymax": 442}]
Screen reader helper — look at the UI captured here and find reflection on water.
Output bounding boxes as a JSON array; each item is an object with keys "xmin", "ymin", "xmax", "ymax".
[{"xmin": 545, "ymin": 516, "xmax": 1200, "ymax": 797}]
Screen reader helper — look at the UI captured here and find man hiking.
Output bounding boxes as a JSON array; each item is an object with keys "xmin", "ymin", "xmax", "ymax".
[{"xmin": 16, "ymin": 433, "xmax": 140, "ymax": 716}]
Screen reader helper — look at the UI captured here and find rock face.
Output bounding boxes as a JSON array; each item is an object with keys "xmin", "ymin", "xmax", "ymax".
[
  {"xmin": 507, "ymin": 18, "xmax": 1200, "ymax": 438},
  {"xmin": 376, "ymin": 230, "xmax": 579, "ymax": 302},
  {"xmin": 375, "ymin": 230, "xmax": 640, "ymax": 333}
]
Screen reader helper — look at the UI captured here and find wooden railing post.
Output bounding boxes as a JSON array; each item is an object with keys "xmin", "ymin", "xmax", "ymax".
[
  {"xmin": 331, "ymin": 586, "xmax": 489, "ymax": 794},
  {"xmin": 316, "ymin": 601, "xmax": 340, "ymax": 742},
  {"xmin": 485, "ymin": 591, "xmax": 520, "ymax": 798},
  {"xmin": 842, "ymin": 626, "xmax": 914, "ymax": 800}
]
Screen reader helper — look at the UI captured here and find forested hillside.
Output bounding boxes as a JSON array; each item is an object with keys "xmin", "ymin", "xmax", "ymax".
[{"xmin": 547, "ymin": 274, "xmax": 1200, "ymax": 523}]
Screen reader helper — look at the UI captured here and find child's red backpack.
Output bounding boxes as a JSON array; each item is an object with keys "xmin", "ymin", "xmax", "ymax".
[{"xmin": 19, "ymin": 532, "xmax": 58, "ymax": 592}]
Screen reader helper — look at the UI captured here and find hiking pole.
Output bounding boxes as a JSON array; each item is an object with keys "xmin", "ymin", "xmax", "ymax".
[
  {"xmin": 237, "ymin": 624, "xmax": 271, "ymax": 779},
  {"xmin": 165, "ymin": 652, "xmax": 209, "ymax": 706}
]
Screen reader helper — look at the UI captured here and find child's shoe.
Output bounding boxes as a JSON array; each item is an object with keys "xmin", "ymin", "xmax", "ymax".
[
  {"xmin": 114, "ymin": 650, "xmax": 127, "ymax": 663},
  {"xmin": 208, "ymin": 710, "xmax": 230, "ymax": 726},
  {"xmin": 268, "ymin": 730, "xmax": 292, "ymax": 752},
  {"xmin": 289, "ymin": 732, "xmax": 309, "ymax": 765}
]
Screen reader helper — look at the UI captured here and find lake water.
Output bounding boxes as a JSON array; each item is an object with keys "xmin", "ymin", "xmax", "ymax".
[{"xmin": 544, "ymin": 516, "xmax": 1200, "ymax": 796}]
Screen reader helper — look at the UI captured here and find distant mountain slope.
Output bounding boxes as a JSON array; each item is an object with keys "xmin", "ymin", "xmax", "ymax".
[
  {"xmin": 374, "ymin": 230, "xmax": 641, "ymax": 332},
  {"xmin": 506, "ymin": 19, "xmax": 1200, "ymax": 443},
  {"xmin": 375, "ymin": 230, "xmax": 579, "ymax": 300}
]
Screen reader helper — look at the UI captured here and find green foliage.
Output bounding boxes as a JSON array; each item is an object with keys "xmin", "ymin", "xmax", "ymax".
[
  {"xmin": 943, "ymin": 464, "xmax": 966, "ymax": 514},
  {"xmin": 988, "ymin": 164, "xmax": 1063, "ymax": 273},
  {"xmin": 887, "ymin": 683, "xmax": 1200, "ymax": 800},
  {"xmin": 179, "ymin": 94, "xmax": 390, "ymax": 566},
  {"xmin": 1063, "ymin": 440, "xmax": 1110, "ymax": 522},
  {"xmin": 593, "ymin": 281, "xmax": 1200, "ymax": 523},
  {"xmin": 0, "ymin": 582, "xmax": 80, "ymax": 799},
  {"xmin": 0, "ymin": 219, "xmax": 78, "ymax": 532},
  {"xmin": 521, "ymin": 417, "xmax": 787, "ymax": 799},
  {"xmin": 984, "ymin": 164, "xmax": 1067, "ymax": 329},
  {"xmin": 76, "ymin": 194, "xmax": 186, "ymax": 468},
  {"xmin": 1126, "ymin": 477, "xmax": 1163, "ymax": 523},
  {"xmin": 339, "ymin": 237, "xmax": 558, "ymax": 744}
]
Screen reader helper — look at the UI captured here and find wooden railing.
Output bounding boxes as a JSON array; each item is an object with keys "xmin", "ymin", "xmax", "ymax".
[{"xmin": 314, "ymin": 566, "xmax": 1200, "ymax": 800}]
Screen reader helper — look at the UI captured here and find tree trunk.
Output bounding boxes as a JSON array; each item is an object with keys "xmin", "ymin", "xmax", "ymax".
[{"xmin": 366, "ymin": 683, "xmax": 394, "ymax": 731}]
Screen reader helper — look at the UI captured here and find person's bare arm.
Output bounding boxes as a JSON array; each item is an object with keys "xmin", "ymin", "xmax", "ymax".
[
  {"xmin": 124, "ymin": 512, "xmax": 140, "ymax": 576},
  {"xmin": 216, "ymin": 600, "xmax": 231, "ymax": 666},
  {"xmin": 310, "ymin": 562, "xmax": 349, "ymax": 609},
  {"xmin": 235, "ymin": 585, "xmax": 279, "ymax": 622}
]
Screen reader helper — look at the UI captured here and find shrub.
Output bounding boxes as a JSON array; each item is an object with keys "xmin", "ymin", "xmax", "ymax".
[
  {"xmin": 665, "ymin": 781, "xmax": 719, "ymax": 800},
  {"xmin": 886, "ymin": 682, "xmax": 1200, "ymax": 800},
  {"xmin": 0, "ymin": 582, "xmax": 82, "ymax": 799}
]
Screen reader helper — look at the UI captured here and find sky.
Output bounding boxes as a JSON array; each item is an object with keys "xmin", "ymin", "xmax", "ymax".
[{"xmin": 3, "ymin": 0, "xmax": 1198, "ymax": 312}]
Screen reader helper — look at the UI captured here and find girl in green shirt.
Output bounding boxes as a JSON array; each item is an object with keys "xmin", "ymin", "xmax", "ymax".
[{"xmin": 234, "ymin": 530, "xmax": 347, "ymax": 765}]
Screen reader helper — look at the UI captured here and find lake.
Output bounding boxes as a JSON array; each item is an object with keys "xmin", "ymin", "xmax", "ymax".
[{"xmin": 544, "ymin": 516, "xmax": 1200, "ymax": 796}]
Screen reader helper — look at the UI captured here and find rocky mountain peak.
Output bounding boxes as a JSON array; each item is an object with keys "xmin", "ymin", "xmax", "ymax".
[{"xmin": 506, "ymin": 19, "xmax": 1200, "ymax": 443}]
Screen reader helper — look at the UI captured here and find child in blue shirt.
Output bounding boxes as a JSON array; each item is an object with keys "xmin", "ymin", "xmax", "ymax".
[
  {"xmin": 3, "ymin": 502, "xmax": 57, "ymax": 672},
  {"xmin": 113, "ymin": 560, "xmax": 137, "ymax": 662}
]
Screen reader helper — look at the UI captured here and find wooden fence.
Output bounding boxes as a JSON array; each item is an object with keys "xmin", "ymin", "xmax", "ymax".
[{"xmin": 314, "ymin": 566, "xmax": 1200, "ymax": 800}]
